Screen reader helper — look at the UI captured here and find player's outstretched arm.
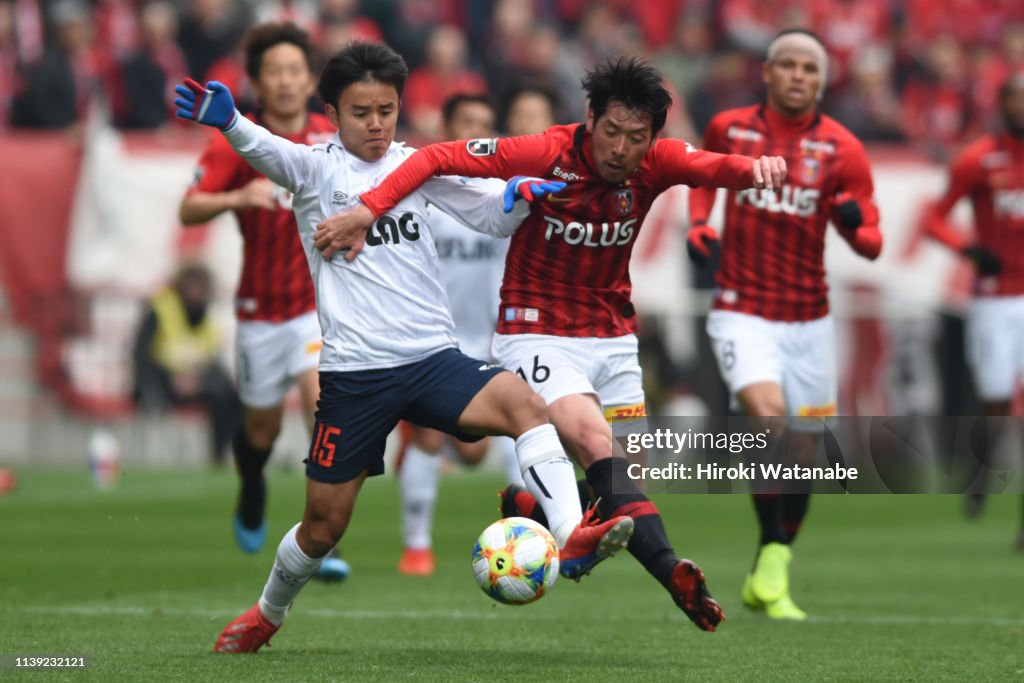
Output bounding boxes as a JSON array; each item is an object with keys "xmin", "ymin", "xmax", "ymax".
[
  {"xmin": 653, "ymin": 139, "xmax": 786, "ymax": 192},
  {"xmin": 174, "ymin": 78, "xmax": 321, "ymax": 196},
  {"xmin": 314, "ymin": 135, "xmax": 558, "ymax": 259},
  {"xmin": 357, "ymin": 134, "xmax": 554, "ymax": 218},
  {"xmin": 312, "ymin": 175, "xmax": 566, "ymax": 261}
]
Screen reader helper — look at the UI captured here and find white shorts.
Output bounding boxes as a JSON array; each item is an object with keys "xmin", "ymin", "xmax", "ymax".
[
  {"xmin": 966, "ymin": 296, "xmax": 1024, "ymax": 402},
  {"xmin": 236, "ymin": 311, "xmax": 322, "ymax": 408},
  {"xmin": 492, "ymin": 333, "xmax": 646, "ymax": 435},
  {"xmin": 706, "ymin": 310, "xmax": 836, "ymax": 430}
]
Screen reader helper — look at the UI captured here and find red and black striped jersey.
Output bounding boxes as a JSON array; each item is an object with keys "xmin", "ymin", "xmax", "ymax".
[
  {"xmin": 188, "ymin": 112, "xmax": 334, "ymax": 322},
  {"xmin": 360, "ymin": 124, "xmax": 758, "ymax": 337},
  {"xmin": 689, "ymin": 105, "xmax": 879, "ymax": 322},
  {"xmin": 924, "ymin": 133, "xmax": 1024, "ymax": 296}
]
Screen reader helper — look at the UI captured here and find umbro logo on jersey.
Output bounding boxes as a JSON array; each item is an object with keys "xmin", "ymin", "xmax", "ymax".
[
  {"xmin": 332, "ymin": 191, "xmax": 349, "ymax": 205},
  {"xmin": 478, "ymin": 363, "xmax": 500, "ymax": 371},
  {"xmin": 466, "ymin": 138, "xmax": 498, "ymax": 156}
]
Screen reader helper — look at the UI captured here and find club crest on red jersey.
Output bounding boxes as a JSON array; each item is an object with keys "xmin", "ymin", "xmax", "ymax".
[
  {"xmin": 612, "ymin": 188, "xmax": 634, "ymax": 216},
  {"xmin": 800, "ymin": 157, "xmax": 821, "ymax": 184},
  {"xmin": 466, "ymin": 138, "xmax": 498, "ymax": 156}
]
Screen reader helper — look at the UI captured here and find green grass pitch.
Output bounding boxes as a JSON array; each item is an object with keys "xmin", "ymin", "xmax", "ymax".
[{"xmin": 1, "ymin": 466, "xmax": 1022, "ymax": 681}]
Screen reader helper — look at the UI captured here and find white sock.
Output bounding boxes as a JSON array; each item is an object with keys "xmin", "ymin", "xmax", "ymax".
[
  {"xmin": 258, "ymin": 523, "xmax": 324, "ymax": 626},
  {"xmin": 497, "ymin": 436, "xmax": 524, "ymax": 487},
  {"xmin": 399, "ymin": 444, "xmax": 440, "ymax": 550},
  {"xmin": 516, "ymin": 424, "xmax": 581, "ymax": 547}
]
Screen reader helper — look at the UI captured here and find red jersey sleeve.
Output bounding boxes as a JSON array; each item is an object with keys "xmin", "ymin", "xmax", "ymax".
[
  {"xmin": 359, "ymin": 131, "xmax": 559, "ymax": 217},
  {"xmin": 187, "ymin": 134, "xmax": 245, "ymax": 195},
  {"xmin": 650, "ymin": 136, "xmax": 755, "ymax": 196},
  {"xmin": 831, "ymin": 136, "xmax": 882, "ymax": 259},
  {"xmin": 687, "ymin": 114, "xmax": 731, "ymax": 225},
  {"xmin": 832, "ymin": 138, "xmax": 880, "ymax": 229},
  {"xmin": 919, "ymin": 146, "xmax": 978, "ymax": 251}
]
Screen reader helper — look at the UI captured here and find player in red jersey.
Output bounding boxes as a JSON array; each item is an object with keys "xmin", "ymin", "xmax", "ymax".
[
  {"xmin": 178, "ymin": 23, "xmax": 347, "ymax": 579},
  {"xmin": 917, "ymin": 73, "xmax": 1024, "ymax": 548},
  {"xmin": 686, "ymin": 29, "xmax": 882, "ymax": 620},
  {"xmin": 313, "ymin": 56, "xmax": 787, "ymax": 631}
]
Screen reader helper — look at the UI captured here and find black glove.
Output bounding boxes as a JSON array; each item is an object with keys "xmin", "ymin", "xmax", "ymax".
[
  {"xmin": 962, "ymin": 246, "xmax": 1002, "ymax": 276},
  {"xmin": 834, "ymin": 198, "xmax": 863, "ymax": 231}
]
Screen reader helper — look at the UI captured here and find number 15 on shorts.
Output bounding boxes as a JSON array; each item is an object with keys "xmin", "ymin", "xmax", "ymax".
[{"xmin": 310, "ymin": 423, "xmax": 341, "ymax": 467}]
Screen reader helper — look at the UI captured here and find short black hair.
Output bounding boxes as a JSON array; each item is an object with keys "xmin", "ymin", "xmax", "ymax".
[
  {"xmin": 243, "ymin": 22, "xmax": 314, "ymax": 82},
  {"xmin": 317, "ymin": 42, "xmax": 408, "ymax": 109},
  {"xmin": 442, "ymin": 93, "xmax": 496, "ymax": 126},
  {"xmin": 581, "ymin": 56, "xmax": 672, "ymax": 135},
  {"xmin": 503, "ymin": 85, "xmax": 560, "ymax": 124}
]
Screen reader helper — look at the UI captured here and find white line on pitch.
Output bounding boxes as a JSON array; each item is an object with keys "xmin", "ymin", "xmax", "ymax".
[
  {"xmin": 10, "ymin": 605, "xmax": 1024, "ymax": 627},
  {"xmin": 12, "ymin": 605, "xmax": 502, "ymax": 620}
]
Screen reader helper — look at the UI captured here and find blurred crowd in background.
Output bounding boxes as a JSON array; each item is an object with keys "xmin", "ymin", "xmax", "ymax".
[
  {"xmin": 3, "ymin": 0, "xmax": 1024, "ymax": 159},
  {"xmin": 1, "ymin": 0, "xmax": 1021, "ymax": 457}
]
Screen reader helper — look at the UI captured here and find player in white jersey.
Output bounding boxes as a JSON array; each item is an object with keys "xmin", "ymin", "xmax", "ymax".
[
  {"xmin": 173, "ymin": 42, "xmax": 636, "ymax": 653},
  {"xmin": 396, "ymin": 94, "xmax": 522, "ymax": 577}
]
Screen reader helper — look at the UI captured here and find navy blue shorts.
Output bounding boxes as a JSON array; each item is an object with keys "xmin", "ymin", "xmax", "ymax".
[{"xmin": 306, "ymin": 348, "xmax": 506, "ymax": 484}]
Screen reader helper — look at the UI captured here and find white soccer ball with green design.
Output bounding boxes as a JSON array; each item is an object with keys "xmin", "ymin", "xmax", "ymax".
[{"xmin": 472, "ymin": 517, "xmax": 559, "ymax": 605}]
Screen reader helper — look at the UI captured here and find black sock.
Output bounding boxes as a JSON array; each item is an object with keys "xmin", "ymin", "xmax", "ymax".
[
  {"xmin": 752, "ymin": 493, "xmax": 786, "ymax": 548},
  {"xmin": 233, "ymin": 430, "xmax": 272, "ymax": 529},
  {"xmin": 576, "ymin": 479, "xmax": 594, "ymax": 509},
  {"xmin": 780, "ymin": 493, "xmax": 811, "ymax": 544},
  {"xmin": 586, "ymin": 457, "xmax": 678, "ymax": 590}
]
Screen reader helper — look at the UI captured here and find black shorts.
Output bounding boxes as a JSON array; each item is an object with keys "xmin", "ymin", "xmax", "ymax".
[{"xmin": 306, "ymin": 348, "xmax": 506, "ymax": 484}]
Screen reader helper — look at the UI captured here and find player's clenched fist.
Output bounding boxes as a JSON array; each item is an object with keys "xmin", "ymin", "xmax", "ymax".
[{"xmin": 751, "ymin": 155, "xmax": 787, "ymax": 191}]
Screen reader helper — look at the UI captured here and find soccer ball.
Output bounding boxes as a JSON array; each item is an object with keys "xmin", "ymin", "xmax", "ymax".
[{"xmin": 471, "ymin": 517, "xmax": 559, "ymax": 605}]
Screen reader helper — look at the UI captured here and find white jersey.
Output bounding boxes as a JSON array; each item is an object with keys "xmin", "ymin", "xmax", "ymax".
[
  {"xmin": 429, "ymin": 192, "xmax": 508, "ymax": 359},
  {"xmin": 224, "ymin": 116, "xmax": 526, "ymax": 371}
]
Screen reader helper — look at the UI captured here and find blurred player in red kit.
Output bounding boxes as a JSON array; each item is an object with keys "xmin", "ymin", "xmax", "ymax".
[
  {"xmin": 314, "ymin": 56, "xmax": 788, "ymax": 631},
  {"xmin": 178, "ymin": 22, "xmax": 348, "ymax": 580},
  {"xmin": 917, "ymin": 73, "xmax": 1024, "ymax": 549},
  {"xmin": 687, "ymin": 29, "xmax": 882, "ymax": 620}
]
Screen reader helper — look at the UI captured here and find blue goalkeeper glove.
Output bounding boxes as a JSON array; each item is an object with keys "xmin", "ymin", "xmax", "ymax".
[
  {"xmin": 174, "ymin": 78, "xmax": 238, "ymax": 130},
  {"xmin": 502, "ymin": 176, "xmax": 567, "ymax": 213}
]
